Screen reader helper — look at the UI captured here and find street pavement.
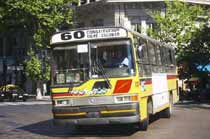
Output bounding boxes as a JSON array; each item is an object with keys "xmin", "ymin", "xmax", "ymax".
[
  {"xmin": 0, "ymin": 100, "xmax": 51, "ymax": 106},
  {"xmin": 0, "ymin": 101, "xmax": 210, "ymax": 139}
]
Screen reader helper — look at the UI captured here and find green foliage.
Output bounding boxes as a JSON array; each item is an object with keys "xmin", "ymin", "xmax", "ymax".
[
  {"xmin": 0, "ymin": 0, "xmax": 77, "ymax": 81},
  {"xmin": 149, "ymin": 0, "xmax": 210, "ymax": 79},
  {"xmin": 149, "ymin": 0, "xmax": 206, "ymax": 58},
  {"xmin": 25, "ymin": 50, "xmax": 42, "ymax": 81},
  {"xmin": 25, "ymin": 50, "xmax": 51, "ymax": 81},
  {"xmin": 0, "ymin": 0, "xmax": 77, "ymax": 48},
  {"xmin": 180, "ymin": 25, "xmax": 210, "ymax": 76}
]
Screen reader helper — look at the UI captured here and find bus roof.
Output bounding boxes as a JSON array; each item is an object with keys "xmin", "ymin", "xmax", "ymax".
[{"xmin": 128, "ymin": 29, "xmax": 174, "ymax": 49}]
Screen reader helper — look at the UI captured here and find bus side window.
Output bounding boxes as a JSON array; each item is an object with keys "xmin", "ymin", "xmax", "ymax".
[
  {"xmin": 136, "ymin": 39, "xmax": 151, "ymax": 76},
  {"xmin": 168, "ymin": 48, "xmax": 175, "ymax": 65},
  {"xmin": 172, "ymin": 49, "xmax": 176, "ymax": 65},
  {"xmin": 165, "ymin": 48, "xmax": 173, "ymax": 65},
  {"xmin": 136, "ymin": 39, "xmax": 148, "ymax": 63},
  {"xmin": 159, "ymin": 46, "xmax": 166, "ymax": 72},
  {"xmin": 147, "ymin": 42, "xmax": 156, "ymax": 65},
  {"xmin": 156, "ymin": 45, "xmax": 162, "ymax": 65},
  {"xmin": 168, "ymin": 48, "xmax": 176, "ymax": 73},
  {"xmin": 160, "ymin": 46, "xmax": 167, "ymax": 65},
  {"xmin": 155, "ymin": 45, "xmax": 163, "ymax": 73}
]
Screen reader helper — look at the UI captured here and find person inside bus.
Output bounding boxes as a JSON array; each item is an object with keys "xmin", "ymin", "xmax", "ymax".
[
  {"xmin": 112, "ymin": 50, "xmax": 129, "ymax": 68},
  {"xmin": 119, "ymin": 57, "xmax": 129, "ymax": 68},
  {"xmin": 101, "ymin": 51, "xmax": 108, "ymax": 65}
]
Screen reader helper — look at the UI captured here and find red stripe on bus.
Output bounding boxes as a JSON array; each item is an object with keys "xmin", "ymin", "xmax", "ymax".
[
  {"xmin": 140, "ymin": 79, "xmax": 152, "ymax": 85},
  {"xmin": 144, "ymin": 79, "xmax": 152, "ymax": 85},
  {"xmin": 52, "ymin": 93, "xmax": 83, "ymax": 97},
  {"xmin": 167, "ymin": 75, "xmax": 177, "ymax": 80}
]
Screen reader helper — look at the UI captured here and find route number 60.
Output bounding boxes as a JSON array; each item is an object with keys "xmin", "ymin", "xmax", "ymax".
[{"xmin": 61, "ymin": 31, "xmax": 85, "ymax": 40}]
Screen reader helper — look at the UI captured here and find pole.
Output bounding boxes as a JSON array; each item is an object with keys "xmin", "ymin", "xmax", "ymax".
[{"xmin": 3, "ymin": 58, "xmax": 7, "ymax": 93}]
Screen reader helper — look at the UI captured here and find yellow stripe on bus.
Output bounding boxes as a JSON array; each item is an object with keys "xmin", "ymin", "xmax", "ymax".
[
  {"xmin": 54, "ymin": 112, "xmax": 87, "ymax": 116},
  {"xmin": 51, "ymin": 88, "xmax": 69, "ymax": 93},
  {"xmin": 100, "ymin": 109, "xmax": 136, "ymax": 114}
]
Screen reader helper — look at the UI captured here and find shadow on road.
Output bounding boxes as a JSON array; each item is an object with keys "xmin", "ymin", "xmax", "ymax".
[
  {"xmin": 18, "ymin": 119, "xmax": 140, "ymax": 137},
  {"xmin": 175, "ymin": 101, "xmax": 210, "ymax": 110},
  {"xmin": 0, "ymin": 115, "xmax": 6, "ymax": 118}
]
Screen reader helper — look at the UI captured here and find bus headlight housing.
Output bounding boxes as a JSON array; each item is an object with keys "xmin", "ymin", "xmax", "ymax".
[
  {"xmin": 57, "ymin": 100, "xmax": 69, "ymax": 106},
  {"xmin": 114, "ymin": 95, "xmax": 138, "ymax": 103}
]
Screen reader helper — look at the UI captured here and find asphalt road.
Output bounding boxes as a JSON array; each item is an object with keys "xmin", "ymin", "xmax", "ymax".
[{"xmin": 0, "ymin": 101, "xmax": 210, "ymax": 139}]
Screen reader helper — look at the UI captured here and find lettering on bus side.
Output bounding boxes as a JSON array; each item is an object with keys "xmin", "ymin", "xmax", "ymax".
[{"xmin": 68, "ymin": 88, "xmax": 109, "ymax": 96}]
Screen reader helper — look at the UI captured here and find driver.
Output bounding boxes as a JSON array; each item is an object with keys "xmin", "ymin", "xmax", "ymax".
[{"xmin": 112, "ymin": 50, "xmax": 129, "ymax": 67}]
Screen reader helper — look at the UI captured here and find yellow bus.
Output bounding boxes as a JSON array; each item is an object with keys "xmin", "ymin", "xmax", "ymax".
[{"xmin": 50, "ymin": 26, "xmax": 179, "ymax": 130}]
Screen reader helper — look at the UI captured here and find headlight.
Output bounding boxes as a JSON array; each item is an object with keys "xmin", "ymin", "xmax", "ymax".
[
  {"xmin": 56, "ymin": 100, "xmax": 69, "ymax": 106},
  {"xmin": 114, "ymin": 95, "xmax": 138, "ymax": 103}
]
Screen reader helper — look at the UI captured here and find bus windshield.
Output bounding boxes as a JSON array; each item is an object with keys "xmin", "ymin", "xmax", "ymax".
[{"xmin": 52, "ymin": 39, "xmax": 135, "ymax": 85}]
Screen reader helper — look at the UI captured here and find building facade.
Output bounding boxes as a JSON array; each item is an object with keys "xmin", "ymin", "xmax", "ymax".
[
  {"xmin": 76, "ymin": 0, "xmax": 210, "ymax": 34},
  {"xmin": 0, "ymin": 30, "xmax": 35, "ymax": 94}
]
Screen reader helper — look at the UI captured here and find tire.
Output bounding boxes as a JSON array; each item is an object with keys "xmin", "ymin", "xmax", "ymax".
[
  {"xmin": 140, "ymin": 118, "xmax": 149, "ymax": 131},
  {"xmin": 161, "ymin": 95, "xmax": 173, "ymax": 118}
]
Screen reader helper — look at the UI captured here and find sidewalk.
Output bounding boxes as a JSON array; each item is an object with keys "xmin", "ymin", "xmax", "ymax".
[{"xmin": 28, "ymin": 95, "xmax": 51, "ymax": 102}]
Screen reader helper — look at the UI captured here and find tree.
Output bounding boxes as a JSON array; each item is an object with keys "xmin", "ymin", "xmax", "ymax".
[
  {"xmin": 149, "ymin": 1, "xmax": 210, "ymax": 78},
  {"xmin": 149, "ymin": 0, "xmax": 206, "ymax": 59},
  {"xmin": 0, "ymin": 0, "xmax": 77, "ymax": 97},
  {"xmin": 181, "ymin": 25, "xmax": 210, "ymax": 81},
  {"xmin": 149, "ymin": 0, "xmax": 210, "ymax": 93}
]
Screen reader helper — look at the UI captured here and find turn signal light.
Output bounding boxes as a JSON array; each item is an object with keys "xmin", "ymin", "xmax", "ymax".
[
  {"xmin": 131, "ymin": 95, "xmax": 138, "ymax": 101},
  {"xmin": 114, "ymin": 95, "xmax": 138, "ymax": 103}
]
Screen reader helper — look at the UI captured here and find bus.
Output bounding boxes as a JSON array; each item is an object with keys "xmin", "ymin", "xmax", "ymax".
[{"xmin": 50, "ymin": 26, "xmax": 179, "ymax": 130}]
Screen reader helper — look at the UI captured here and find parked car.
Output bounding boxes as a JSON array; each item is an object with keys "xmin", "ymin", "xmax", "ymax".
[{"xmin": 0, "ymin": 84, "xmax": 28, "ymax": 102}]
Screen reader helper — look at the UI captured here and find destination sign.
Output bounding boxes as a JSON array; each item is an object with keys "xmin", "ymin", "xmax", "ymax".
[{"xmin": 50, "ymin": 28, "xmax": 128, "ymax": 44}]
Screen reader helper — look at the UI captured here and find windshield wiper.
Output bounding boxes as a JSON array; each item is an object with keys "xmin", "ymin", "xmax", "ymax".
[{"xmin": 94, "ymin": 60, "xmax": 112, "ymax": 89}]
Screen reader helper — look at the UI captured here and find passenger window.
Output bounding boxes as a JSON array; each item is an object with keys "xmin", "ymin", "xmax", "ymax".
[
  {"xmin": 156, "ymin": 46, "xmax": 162, "ymax": 65},
  {"xmin": 136, "ymin": 39, "xmax": 149, "ymax": 64},
  {"xmin": 168, "ymin": 49, "xmax": 176, "ymax": 65},
  {"xmin": 160, "ymin": 47, "xmax": 167, "ymax": 65},
  {"xmin": 147, "ymin": 42, "xmax": 156, "ymax": 65},
  {"xmin": 136, "ymin": 39, "xmax": 151, "ymax": 76}
]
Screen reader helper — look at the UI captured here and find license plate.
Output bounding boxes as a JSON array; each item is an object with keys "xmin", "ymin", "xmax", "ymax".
[
  {"xmin": 19, "ymin": 96, "xmax": 23, "ymax": 98},
  {"xmin": 87, "ymin": 112, "xmax": 100, "ymax": 118}
]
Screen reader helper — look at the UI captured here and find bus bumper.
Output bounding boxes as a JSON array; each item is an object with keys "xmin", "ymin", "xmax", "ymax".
[{"xmin": 53, "ymin": 102, "xmax": 140, "ymax": 126}]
